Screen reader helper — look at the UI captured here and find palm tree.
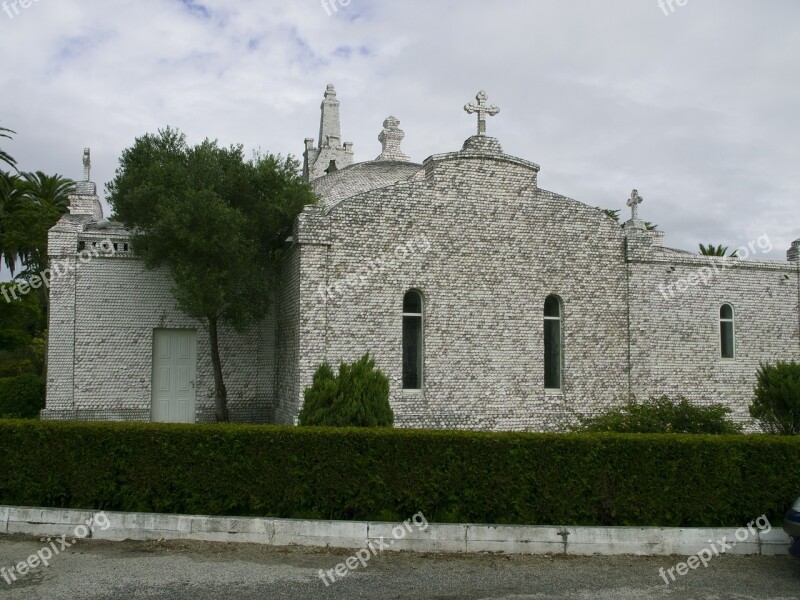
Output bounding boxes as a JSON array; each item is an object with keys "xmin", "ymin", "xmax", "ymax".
[
  {"xmin": 0, "ymin": 173, "xmax": 26, "ymax": 273},
  {"xmin": 15, "ymin": 172, "xmax": 74, "ymax": 274},
  {"xmin": 699, "ymin": 243, "xmax": 730, "ymax": 257},
  {"xmin": 0, "ymin": 126, "xmax": 16, "ymax": 172},
  {"xmin": 0, "ymin": 172, "xmax": 73, "ymax": 316}
]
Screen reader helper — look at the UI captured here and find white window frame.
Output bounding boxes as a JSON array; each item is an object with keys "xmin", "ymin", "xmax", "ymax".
[
  {"xmin": 720, "ymin": 303, "xmax": 735, "ymax": 359},
  {"xmin": 402, "ymin": 290, "xmax": 424, "ymax": 392}
]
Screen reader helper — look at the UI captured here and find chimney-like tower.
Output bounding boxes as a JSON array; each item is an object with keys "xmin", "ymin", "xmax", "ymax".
[
  {"xmin": 68, "ymin": 148, "xmax": 103, "ymax": 221},
  {"xmin": 303, "ymin": 84, "xmax": 354, "ymax": 181}
]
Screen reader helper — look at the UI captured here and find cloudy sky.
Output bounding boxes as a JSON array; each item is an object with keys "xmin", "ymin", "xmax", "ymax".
[{"xmin": 1, "ymin": 0, "xmax": 798, "ymax": 266}]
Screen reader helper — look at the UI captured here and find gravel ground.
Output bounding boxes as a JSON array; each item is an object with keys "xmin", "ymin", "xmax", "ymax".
[{"xmin": 0, "ymin": 534, "xmax": 798, "ymax": 599}]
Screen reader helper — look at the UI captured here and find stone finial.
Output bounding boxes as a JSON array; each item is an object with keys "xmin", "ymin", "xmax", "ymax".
[
  {"xmin": 375, "ymin": 116, "xmax": 410, "ymax": 162},
  {"xmin": 464, "ymin": 90, "xmax": 500, "ymax": 136},
  {"xmin": 82, "ymin": 147, "xmax": 91, "ymax": 181},
  {"xmin": 74, "ymin": 147, "xmax": 97, "ymax": 196}
]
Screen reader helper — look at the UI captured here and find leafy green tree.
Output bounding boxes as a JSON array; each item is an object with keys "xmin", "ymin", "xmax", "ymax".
[
  {"xmin": 749, "ymin": 361, "xmax": 800, "ymax": 435},
  {"xmin": 574, "ymin": 395, "xmax": 742, "ymax": 434},
  {"xmin": 699, "ymin": 243, "xmax": 734, "ymax": 257},
  {"xmin": 299, "ymin": 354, "xmax": 393, "ymax": 427},
  {"xmin": 107, "ymin": 127, "xmax": 315, "ymax": 422}
]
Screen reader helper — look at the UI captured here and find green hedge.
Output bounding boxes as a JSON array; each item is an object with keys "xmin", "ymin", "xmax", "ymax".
[
  {"xmin": 0, "ymin": 420, "xmax": 798, "ymax": 527},
  {"xmin": 0, "ymin": 374, "xmax": 45, "ymax": 418}
]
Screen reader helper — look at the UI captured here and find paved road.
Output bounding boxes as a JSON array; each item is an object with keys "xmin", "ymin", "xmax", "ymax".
[{"xmin": 0, "ymin": 535, "xmax": 798, "ymax": 599}]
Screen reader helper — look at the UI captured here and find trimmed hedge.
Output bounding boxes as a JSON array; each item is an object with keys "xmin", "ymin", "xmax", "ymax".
[
  {"xmin": 0, "ymin": 420, "xmax": 798, "ymax": 527},
  {"xmin": 0, "ymin": 374, "xmax": 45, "ymax": 418}
]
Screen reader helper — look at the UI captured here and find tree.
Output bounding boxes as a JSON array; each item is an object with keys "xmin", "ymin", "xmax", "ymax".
[
  {"xmin": 749, "ymin": 361, "xmax": 800, "ymax": 435},
  {"xmin": 1, "ymin": 125, "xmax": 18, "ymax": 271},
  {"xmin": 299, "ymin": 354, "xmax": 394, "ymax": 427},
  {"xmin": 699, "ymin": 243, "xmax": 734, "ymax": 257},
  {"xmin": 14, "ymin": 172, "xmax": 73, "ymax": 270},
  {"xmin": 107, "ymin": 127, "xmax": 316, "ymax": 422},
  {"xmin": 574, "ymin": 395, "xmax": 742, "ymax": 434},
  {"xmin": 0, "ymin": 125, "xmax": 16, "ymax": 172}
]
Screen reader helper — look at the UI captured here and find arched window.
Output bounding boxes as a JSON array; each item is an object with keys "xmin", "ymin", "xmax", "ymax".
[
  {"xmin": 720, "ymin": 304, "xmax": 735, "ymax": 359},
  {"xmin": 544, "ymin": 295, "xmax": 562, "ymax": 390},
  {"xmin": 403, "ymin": 290, "xmax": 424, "ymax": 390}
]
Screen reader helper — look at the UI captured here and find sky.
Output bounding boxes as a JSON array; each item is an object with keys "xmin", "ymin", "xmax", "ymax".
[{"xmin": 1, "ymin": 0, "xmax": 798, "ymax": 271}]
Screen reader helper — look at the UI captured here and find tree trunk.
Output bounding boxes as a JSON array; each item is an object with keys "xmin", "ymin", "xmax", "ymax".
[{"xmin": 207, "ymin": 316, "xmax": 229, "ymax": 422}]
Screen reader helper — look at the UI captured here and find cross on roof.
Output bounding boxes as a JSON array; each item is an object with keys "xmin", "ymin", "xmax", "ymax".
[
  {"xmin": 464, "ymin": 90, "xmax": 500, "ymax": 136},
  {"xmin": 627, "ymin": 189, "xmax": 643, "ymax": 221}
]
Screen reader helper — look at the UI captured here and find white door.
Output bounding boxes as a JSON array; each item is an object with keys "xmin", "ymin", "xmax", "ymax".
[{"xmin": 152, "ymin": 329, "xmax": 197, "ymax": 423}]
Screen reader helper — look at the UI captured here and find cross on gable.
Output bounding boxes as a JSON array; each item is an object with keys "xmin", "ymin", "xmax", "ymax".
[
  {"xmin": 627, "ymin": 189, "xmax": 643, "ymax": 221},
  {"xmin": 464, "ymin": 90, "xmax": 500, "ymax": 136}
]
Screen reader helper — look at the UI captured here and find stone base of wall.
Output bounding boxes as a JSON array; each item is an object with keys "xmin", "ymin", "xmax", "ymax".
[
  {"xmin": 40, "ymin": 407, "xmax": 272, "ymax": 424},
  {"xmin": 40, "ymin": 409, "xmax": 152, "ymax": 422}
]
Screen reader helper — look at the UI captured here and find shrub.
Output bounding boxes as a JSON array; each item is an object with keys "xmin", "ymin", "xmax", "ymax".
[
  {"xmin": 298, "ymin": 354, "xmax": 393, "ymax": 427},
  {"xmin": 0, "ymin": 420, "xmax": 797, "ymax": 527},
  {"xmin": 575, "ymin": 396, "xmax": 742, "ymax": 434},
  {"xmin": 0, "ymin": 373, "xmax": 45, "ymax": 418},
  {"xmin": 750, "ymin": 361, "xmax": 800, "ymax": 435}
]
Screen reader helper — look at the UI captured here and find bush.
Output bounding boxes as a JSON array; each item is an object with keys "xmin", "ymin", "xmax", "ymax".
[
  {"xmin": 0, "ymin": 420, "xmax": 797, "ymax": 527},
  {"xmin": 0, "ymin": 373, "xmax": 45, "ymax": 418},
  {"xmin": 750, "ymin": 361, "xmax": 800, "ymax": 435},
  {"xmin": 298, "ymin": 354, "xmax": 393, "ymax": 427},
  {"xmin": 575, "ymin": 396, "xmax": 742, "ymax": 434}
]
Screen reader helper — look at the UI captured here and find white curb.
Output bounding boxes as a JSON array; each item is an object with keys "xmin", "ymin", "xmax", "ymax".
[{"xmin": 0, "ymin": 506, "xmax": 791, "ymax": 556}]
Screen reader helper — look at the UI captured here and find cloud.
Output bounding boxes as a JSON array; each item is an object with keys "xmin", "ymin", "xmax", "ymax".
[{"xmin": 0, "ymin": 0, "xmax": 797, "ymax": 274}]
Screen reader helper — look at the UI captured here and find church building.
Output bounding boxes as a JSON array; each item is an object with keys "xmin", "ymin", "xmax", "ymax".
[{"xmin": 43, "ymin": 86, "xmax": 800, "ymax": 430}]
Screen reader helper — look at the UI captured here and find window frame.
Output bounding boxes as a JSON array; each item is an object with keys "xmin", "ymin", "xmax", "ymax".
[
  {"xmin": 719, "ymin": 303, "xmax": 735, "ymax": 359},
  {"xmin": 402, "ymin": 290, "xmax": 424, "ymax": 392},
  {"xmin": 543, "ymin": 294, "xmax": 564, "ymax": 391}
]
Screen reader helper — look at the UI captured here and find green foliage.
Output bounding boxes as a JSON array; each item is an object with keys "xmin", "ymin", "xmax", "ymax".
[
  {"xmin": 0, "ymin": 420, "xmax": 797, "ymax": 527},
  {"xmin": 0, "ymin": 374, "xmax": 45, "ymax": 418},
  {"xmin": 107, "ymin": 128, "xmax": 316, "ymax": 420},
  {"xmin": 575, "ymin": 396, "xmax": 742, "ymax": 434},
  {"xmin": 597, "ymin": 207, "xmax": 658, "ymax": 230},
  {"xmin": 699, "ymin": 243, "xmax": 734, "ymax": 257},
  {"xmin": 0, "ymin": 284, "xmax": 45, "ymax": 377},
  {"xmin": 0, "ymin": 126, "xmax": 15, "ymax": 166},
  {"xmin": 299, "ymin": 354, "xmax": 393, "ymax": 427},
  {"xmin": 750, "ymin": 361, "xmax": 800, "ymax": 435},
  {"xmin": 1, "ymin": 170, "xmax": 73, "ymax": 276}
]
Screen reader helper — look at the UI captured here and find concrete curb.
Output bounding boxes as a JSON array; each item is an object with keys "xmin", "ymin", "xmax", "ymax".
[{"xmin": 0, "ymin": 506, "xmax": 791, "ymax": 556}]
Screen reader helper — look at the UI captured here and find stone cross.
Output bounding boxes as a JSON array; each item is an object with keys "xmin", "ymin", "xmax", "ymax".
[
  {"xmin": 627, "ymin": 189, "xmax": 643, "ymax": 221},
  {"xmin": 82, "ymin": 148, "xmax": 91, "ymax": 181},
  {"xmin": 464, "ymin": 90, "xmax": 500, "ymax": 136}
]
